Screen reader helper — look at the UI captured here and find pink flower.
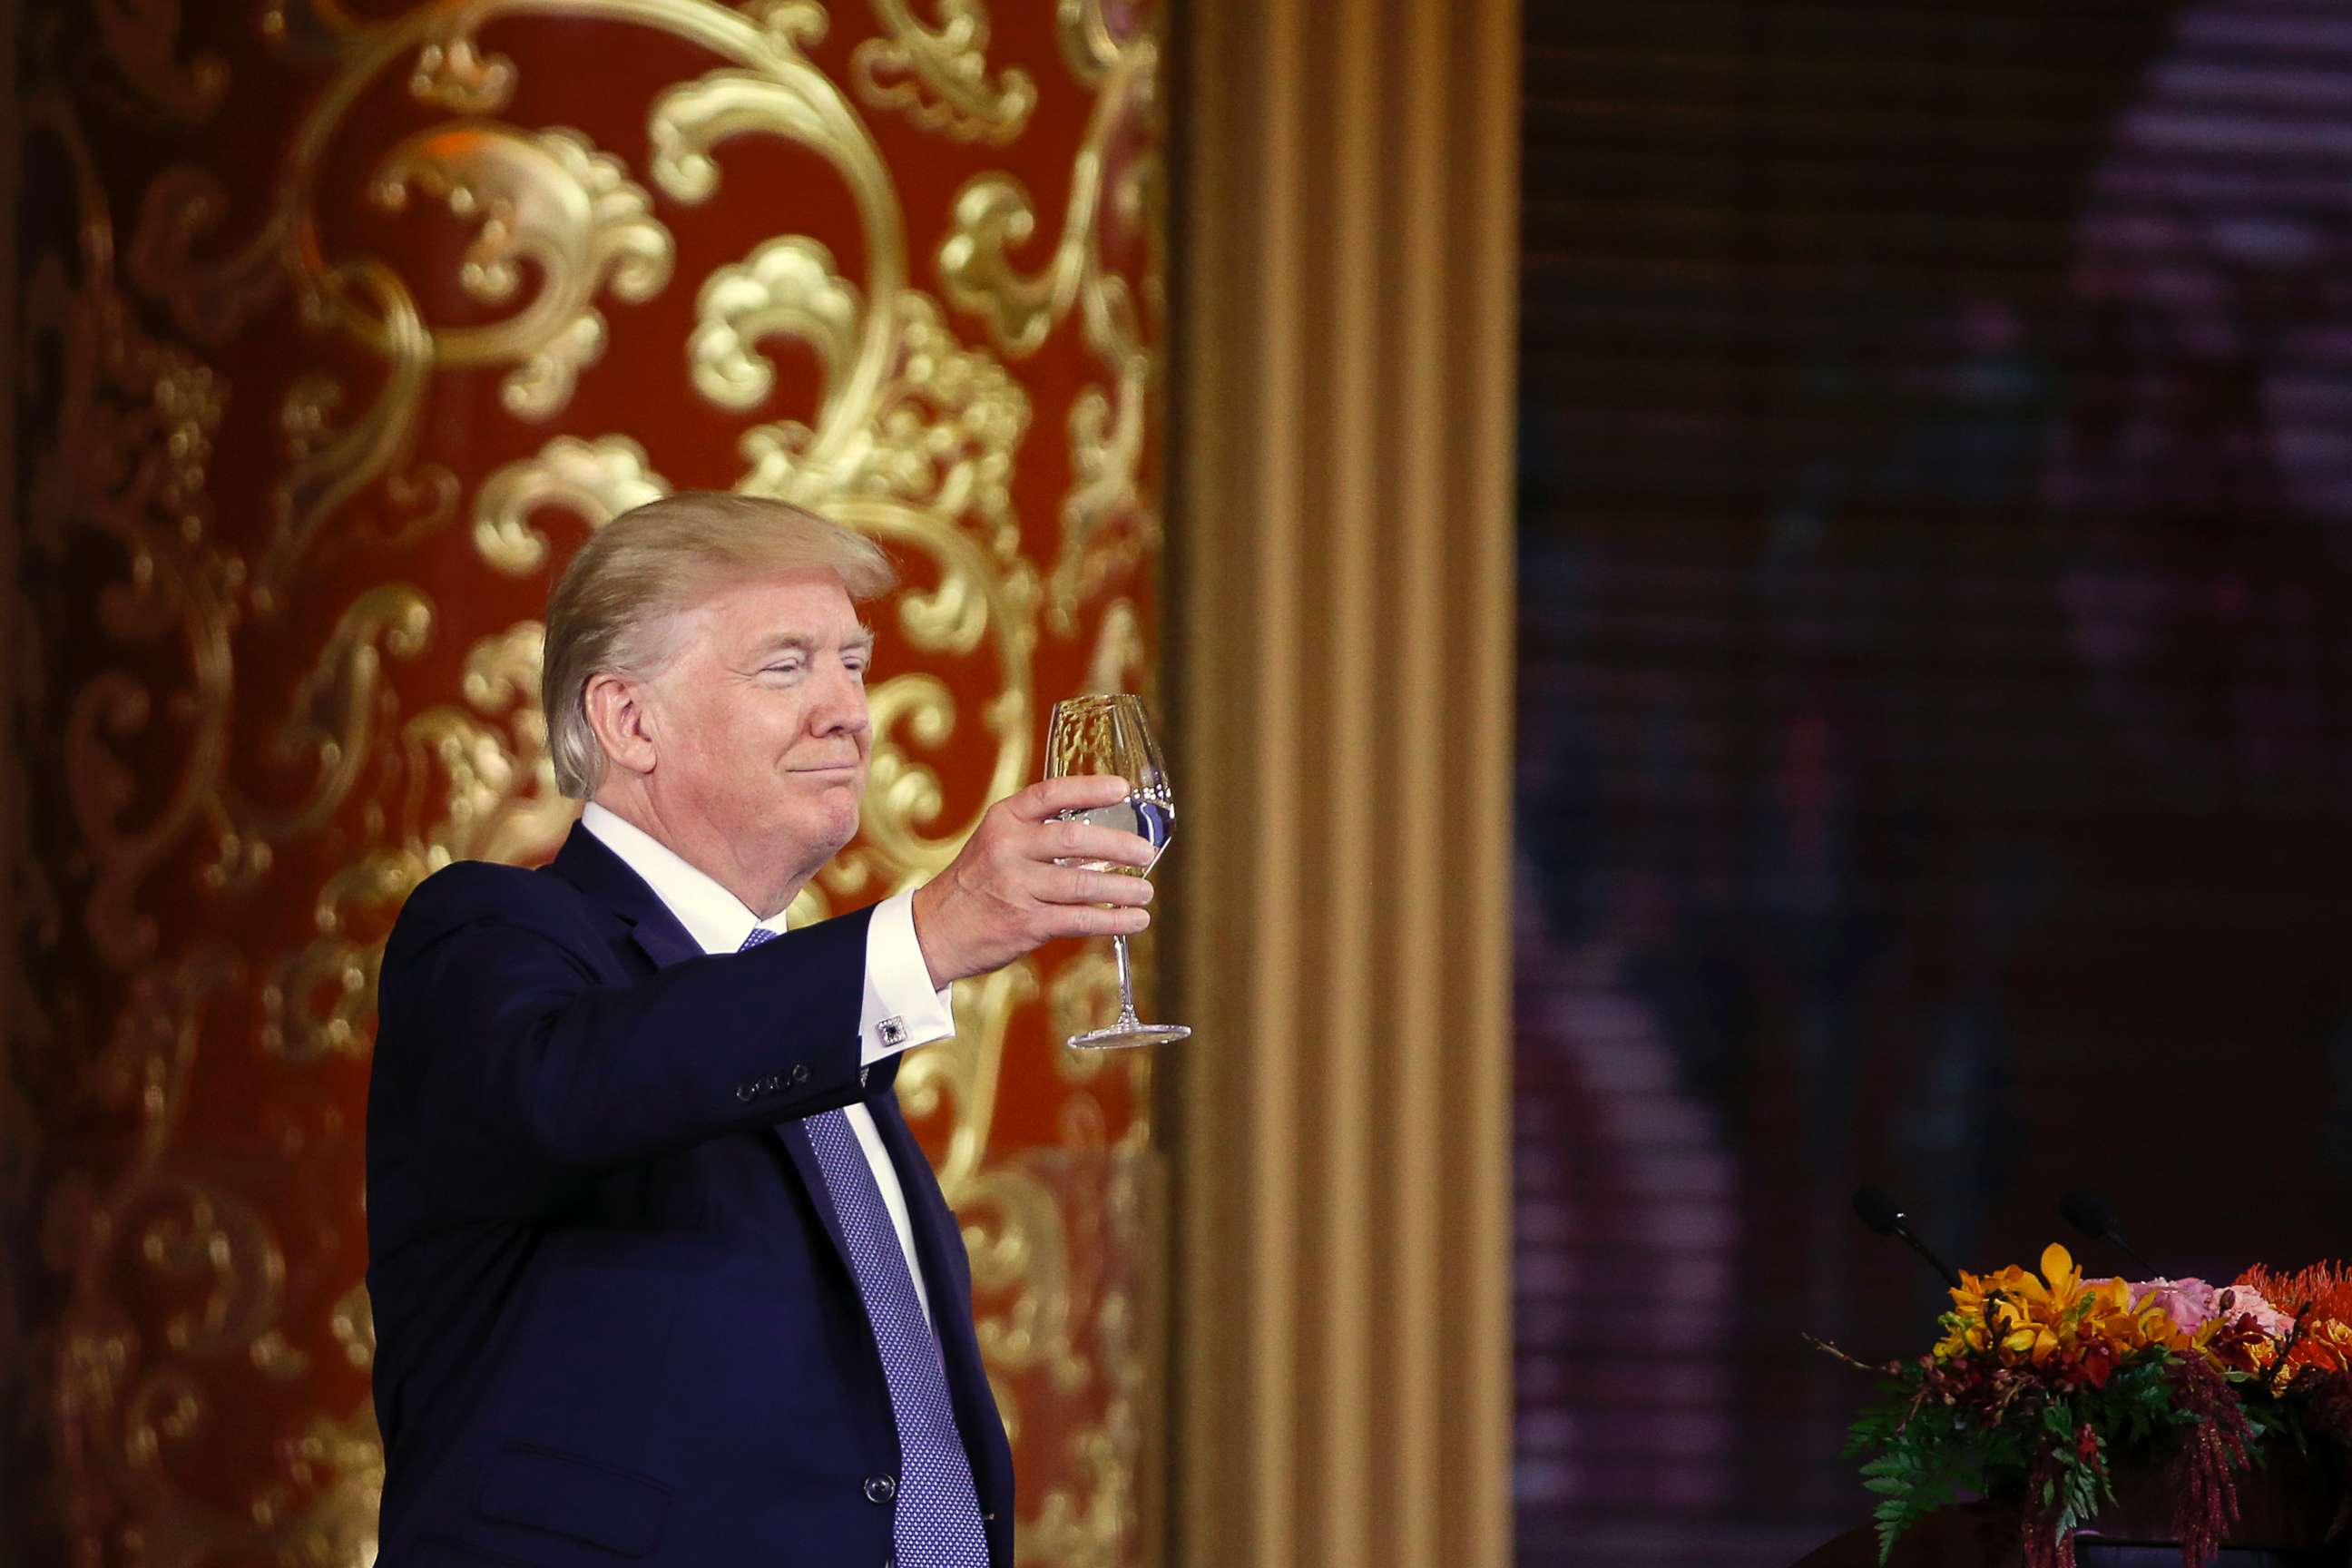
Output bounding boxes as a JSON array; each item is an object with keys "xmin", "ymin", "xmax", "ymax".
[
  {"xmin": 2217, "ymin": 1285, "xmax": 2296, "ymax": 1338},
  {"xmin": 2120, "ymin": 1278, "xmax": 2296, "ymax": 1339},
  {"xmin": 2129, "ymin": 1278, "xmax": 2221, "ymax": 1335}
]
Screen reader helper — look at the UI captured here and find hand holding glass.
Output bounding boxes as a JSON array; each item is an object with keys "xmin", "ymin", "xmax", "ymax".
[{"xmin": 1044, "ymin": 694, "xmax": 1191, "ymax": 1050}]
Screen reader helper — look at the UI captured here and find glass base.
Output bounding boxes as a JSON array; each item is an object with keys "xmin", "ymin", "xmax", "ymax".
[{"xmin": 1066, "ymin": 1021, "xmax": 1191, "ymax": 1051}]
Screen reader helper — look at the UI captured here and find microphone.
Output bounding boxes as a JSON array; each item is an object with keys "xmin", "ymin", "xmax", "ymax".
[
  {"xmin": 1853, "ymin": 1185, "xmax": 1964, "ymax": 1289},
  {"xmin": 2059, "ymin": 1189, "xmax": 2154, "ymax": 1277}
]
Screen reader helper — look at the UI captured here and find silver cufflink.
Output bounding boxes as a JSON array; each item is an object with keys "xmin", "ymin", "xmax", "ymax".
[{"xmin": 877, "ymin": 1015, "xmax": 907, "ymax": 1048}]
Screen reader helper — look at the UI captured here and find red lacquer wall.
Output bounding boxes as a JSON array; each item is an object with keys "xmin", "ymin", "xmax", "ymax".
[{"xmin": 6, "ymin": 2, "xmax": 1165, "ymax": 1562}]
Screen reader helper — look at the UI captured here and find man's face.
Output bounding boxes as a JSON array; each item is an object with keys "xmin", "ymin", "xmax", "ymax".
[{"xmin": 644, "ymin": 569, "xmax": 875, "ymax": 882}]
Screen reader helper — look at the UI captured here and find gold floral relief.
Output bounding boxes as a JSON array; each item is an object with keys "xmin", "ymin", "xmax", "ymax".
[
  {"xmin": 691, "ymin": 235, "xmax": 866, "ymax": 414},
  {"xmin": 473, "ymin": 435, "xmax": 671, "ymax": 576},
  {"xmin": 20, "ymin": 2, "xmax": 1165, "ymax": 1564},
  {"xmin": 45, "ymin": 947, "xmax": 380, "ymax": 1568},
  {"xmin": 1054, "ymin": 0, "xmax": 1125, "ymax": 88},
  {"xmin": 220, "ymin": 581, "xmax": 436, "ymax": 885},
  {"xmin": 366, "ymin": 122, "xmax": 676, "ymax": 419},
  {"xmin": 265, "ymin": 616, "xmax": 574, "ymax": 1066},
  {"xmin": 938, "ymin": 30, "xmax": 1162, "ymax": 635},
  {"xmin": 259, "ymin": 262, "xmax": 454, "ymax": 614},
  {"xmin": 93, "ymin": 0, "xmax": 230, "ymax": 121},
  {"xmin": 851, "ymin": 0, "xmax": 1038, "ymax": 145}
]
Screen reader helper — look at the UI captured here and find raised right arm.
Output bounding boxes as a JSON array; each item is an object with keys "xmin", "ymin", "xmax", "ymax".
[{"xmin": 371, "ymin": 862, "xmax": 876, "ymax": 1222}]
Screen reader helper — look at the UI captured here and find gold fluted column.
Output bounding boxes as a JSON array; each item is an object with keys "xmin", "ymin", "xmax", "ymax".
[
  {"xmin": 1167, "ymin": 1, "xmax": 1519, "ymax": 1565},
  {"xmin": 0, "ymin": 0, "xmax": 27, "ymax": 1532}
]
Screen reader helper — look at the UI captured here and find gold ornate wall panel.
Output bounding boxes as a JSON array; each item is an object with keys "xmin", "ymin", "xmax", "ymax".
[{"xmin": 5, "ymin": 3, "xmax": 1167, "ymax": 1563}]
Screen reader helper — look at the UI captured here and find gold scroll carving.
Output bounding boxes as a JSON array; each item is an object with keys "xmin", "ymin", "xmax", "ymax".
[
  {"xmin": 17, "ymin": 1, "xmax": 1166, "ymax": 1564},
  {"xmin": 852, "ymin": 0, "xmax": 1039, "ymax": 145}
]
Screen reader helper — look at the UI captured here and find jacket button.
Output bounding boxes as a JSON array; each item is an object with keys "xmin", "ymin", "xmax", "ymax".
[
  {"xmin": 863, "ymin": 1474, "xmax": 897, "ymax": 1504},
  {"xmin": 790, "ymin": 1063, "xmax": 810, "ymax": 1085}
]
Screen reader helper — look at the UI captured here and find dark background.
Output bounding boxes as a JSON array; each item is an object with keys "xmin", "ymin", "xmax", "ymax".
[{"xmin": 1510, "ymin": 2, "xmax": 2352, "ymax": 1563}]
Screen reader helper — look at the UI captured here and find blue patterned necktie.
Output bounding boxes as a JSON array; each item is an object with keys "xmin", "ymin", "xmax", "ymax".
[{"xmin": 740, "ymin": 926, "xmax": 989, "ymax": 1568}]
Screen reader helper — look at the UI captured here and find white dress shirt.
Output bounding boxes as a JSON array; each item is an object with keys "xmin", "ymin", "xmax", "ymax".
[{"xmin": 581, "ymin": 804, "xmax": 957, "ymax": 1325}]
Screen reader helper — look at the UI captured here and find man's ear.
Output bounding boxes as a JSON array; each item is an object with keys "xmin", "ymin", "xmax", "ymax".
[{"xmin": 583, "ymin": 671, "xmax": 660, "ymax": 779}]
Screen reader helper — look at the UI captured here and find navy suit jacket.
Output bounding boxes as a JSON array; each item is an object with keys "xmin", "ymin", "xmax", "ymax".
[{"xmin": 366, "ymin": 822, "xmax": 1014, "ymax": 1568}]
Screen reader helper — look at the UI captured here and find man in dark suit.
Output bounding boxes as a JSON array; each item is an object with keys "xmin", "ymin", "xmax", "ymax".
[{"xmin": 366, "ymin": 491, "xmax": 1156, "ymax": 1568}]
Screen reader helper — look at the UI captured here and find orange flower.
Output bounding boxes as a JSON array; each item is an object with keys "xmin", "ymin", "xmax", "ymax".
[
  {"xmin": 2237, "ymin": 1262, "xmax": 2352, "ymax": 1324},
  {"xmin": 1935, "ymin": 1245, "xmax": 2147, "ymax": 1368},
  {"xmin": 2235, "ymin": 1262, "xmax": 2352, "ymax": 1387},
  {"xmin": 1936, "ymin": 1262, "xmax": 2039, "ymax": 1360}
]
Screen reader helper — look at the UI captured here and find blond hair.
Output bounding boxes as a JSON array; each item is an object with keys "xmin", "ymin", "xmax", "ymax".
[{"xmin": 541, "ymin": 491, "xmax": 897, "ymax": 799}]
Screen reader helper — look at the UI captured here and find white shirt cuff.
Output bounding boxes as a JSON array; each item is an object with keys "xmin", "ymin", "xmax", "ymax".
[{"xmin": 860, "ymin": 888, "xmax": 956, "ymax": 1066}]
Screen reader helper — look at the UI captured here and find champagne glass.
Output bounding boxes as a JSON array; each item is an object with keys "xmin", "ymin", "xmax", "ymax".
[{"xmin": 1044, "ymin": 694, "xmax": 1191, "ymax": 1049}]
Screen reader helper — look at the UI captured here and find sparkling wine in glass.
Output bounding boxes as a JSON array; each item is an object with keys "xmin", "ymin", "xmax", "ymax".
[{"xmin": 1045, "ymin": 693, "xmax": 1191, "ymax": 1049}]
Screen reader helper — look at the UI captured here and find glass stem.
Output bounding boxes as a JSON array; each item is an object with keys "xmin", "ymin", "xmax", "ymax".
[{"xmin": 1111, "ymin": 932, "xmax": 1142, "ymax": 1025}]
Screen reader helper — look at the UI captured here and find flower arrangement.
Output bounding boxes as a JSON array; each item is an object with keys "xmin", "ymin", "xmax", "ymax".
[{"xmin": 1818, "ymin": 1247, "xmax": 2352, "ymax": 1568}]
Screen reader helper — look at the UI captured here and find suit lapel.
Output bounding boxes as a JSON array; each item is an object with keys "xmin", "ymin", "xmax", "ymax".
[
  {"xmin": 627, "ymin": 911, "xmax": 700, "ymax": 971},
  {"xmin": 545, "ymin": 820, "xmax": 701, "ymax": 965},
  {"xmin": 543, "ymin": 820, "xmax": 858, "ymax": 1276},
  {"xmin": 771, "ymin": 1121, "xmax": 855, "ymax": 1276}
]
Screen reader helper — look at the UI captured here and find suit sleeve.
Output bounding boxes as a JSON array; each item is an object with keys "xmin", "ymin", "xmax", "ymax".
[{"xmin": 375, "ymin": 861, "xmax": 881, "ymax": 1220}]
